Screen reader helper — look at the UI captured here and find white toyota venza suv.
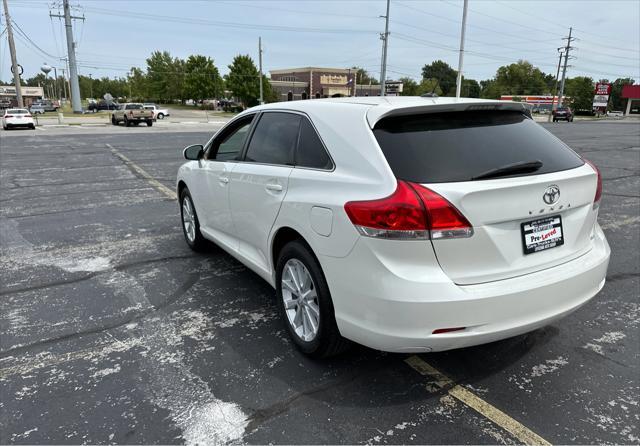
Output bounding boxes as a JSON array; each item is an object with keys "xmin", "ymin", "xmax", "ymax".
[{"xmin": 176, "ymin": 97, "xmax": 610, "ymax": 357}]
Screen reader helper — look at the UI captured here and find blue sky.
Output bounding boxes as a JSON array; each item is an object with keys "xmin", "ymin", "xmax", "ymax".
[{"xmin": 2, "ymin": 0, "xmax": 639, "ymax": 84}]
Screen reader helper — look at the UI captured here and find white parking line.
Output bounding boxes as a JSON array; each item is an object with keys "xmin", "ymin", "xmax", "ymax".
[
  {"xmin": 405, "ymin": 355, "xmax": 551, "ymax": 446},
  {"xmin": 106, "ymin": 143, "xmax": 177, "ymax": 200}
]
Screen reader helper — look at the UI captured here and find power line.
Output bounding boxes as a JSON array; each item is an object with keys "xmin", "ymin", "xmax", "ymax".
[
  {"xmin": 81, "ymin": 6, "xmax": 378, "ymax": 35},
  {"xmin": 10, "ymin": 17, "xmax": 60, "ymax": 59}
]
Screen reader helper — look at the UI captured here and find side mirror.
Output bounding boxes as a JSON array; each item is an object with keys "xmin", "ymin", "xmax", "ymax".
[{"xmin": 183, "ymin": 144, "xmax": 204, "ymax": 160}]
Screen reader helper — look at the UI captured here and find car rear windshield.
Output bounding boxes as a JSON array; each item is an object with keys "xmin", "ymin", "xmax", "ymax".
[
  {"xmin": 372, "ymin": 110, "xmax": 583, "ymax": 183},
  {"xmin": 125, "ymin": 104, "xmax": 143, "ymax": 110},
  {"xmin": 8, "ymin": 109, "xmax": 28, "ymax": 114}
]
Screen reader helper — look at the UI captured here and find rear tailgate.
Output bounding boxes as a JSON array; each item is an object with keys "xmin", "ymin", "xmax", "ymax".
[
  {"xmin": 426, "ymin": 165, "xmax": 597, "ymax": 284},
  {"xmin": 371, "ymin": 107, "xmax": 598, "ymax": 285}
]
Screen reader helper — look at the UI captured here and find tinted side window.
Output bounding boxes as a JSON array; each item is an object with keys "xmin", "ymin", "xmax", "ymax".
[
  {"xmin": 245, "ymin": 112, "xmax": 301, "ymax": 165},
  {"xmin": 373, "ymin": 111, "xmax": 583, "ymax": 183},
  {"xmin": 296, "ymin": 118, "xmax": 333, "ymax": 170},
  {"xmin": 207, "ymin": 116, "xmax": 254, "ymax": 161}
]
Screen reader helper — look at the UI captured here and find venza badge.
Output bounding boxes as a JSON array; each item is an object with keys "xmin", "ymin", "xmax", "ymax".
[{"xmin": 543, "ymin": 185, "xmax": 560, "ymax": 205}]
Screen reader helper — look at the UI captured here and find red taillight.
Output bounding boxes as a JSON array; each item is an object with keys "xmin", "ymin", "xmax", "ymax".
[
  {"xmin": 344, "ymin": 180, "xmax": 473, "ymax": 240},
  {"xmin": 4, "ymin": 115, "xmax": 13, "ymax": 118},
  {"xmin": 408, "ymin": 183, "xmax": 474, "ymax": 239},
  {"xmin": 584, "ymin": 158, "xmax": 602, "ymax": 209},
  {"xmin": 25, "ymin": 114, "xmax": 32, "ymax": 118},
  {"xmin": 344, "ymin": 181, "xmax": 428, "ymax": 239}
]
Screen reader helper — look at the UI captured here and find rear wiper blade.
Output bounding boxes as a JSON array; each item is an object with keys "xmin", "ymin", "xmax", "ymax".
[{"xmin": 472, "ymin": 160, "xmax": 543, "ymax": 180}]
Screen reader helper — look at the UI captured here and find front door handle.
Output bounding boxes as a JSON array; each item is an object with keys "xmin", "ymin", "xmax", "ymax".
[
  {"xmin": 265, "ymin": 183, "xmax": 283, "ymax": 192},
  {"xmin": 219, "ymin": 176, "xmax": 229, "ymax": 185}
]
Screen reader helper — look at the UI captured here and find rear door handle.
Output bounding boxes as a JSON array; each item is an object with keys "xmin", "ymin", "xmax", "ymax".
[
  {"xmin": 219, "ymin": 177, "xmax": 229, "ymax": 185},
  {"xmin": 265, "ymin": 183, "xmax": 283, "ymax": 192}
]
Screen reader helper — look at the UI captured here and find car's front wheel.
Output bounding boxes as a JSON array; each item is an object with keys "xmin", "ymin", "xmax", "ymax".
[
  {"xmin": 276, "ymin": 240, "xmax": 349, "ymax": 358},
  {"xmin": 180, "ymin": 187, "xmax": 208, "ymax": 251}
]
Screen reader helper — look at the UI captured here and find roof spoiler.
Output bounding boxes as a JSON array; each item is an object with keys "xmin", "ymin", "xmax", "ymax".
[{"xmin": 367, "ymin": 101, "xmax": 532, "ymax": 128}]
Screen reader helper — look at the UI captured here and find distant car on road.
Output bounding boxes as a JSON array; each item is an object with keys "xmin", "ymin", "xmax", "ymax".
[
  {"xmin": 32, "ymin": 100, "xmax": 59, "ymax": 112},
  {"xmin": 111, "ymin": 103, "xmax": 154, "ymax": 127},
  {"xmin": 2, "ymin": 108, "xmax": 35, "ymax": 130},
  {"xmin": 29, "ymin": 104, "xmax": 46, "ymax": 115},
  {"xmin": 89, "ymin": 101, "xmax": 120, "ymax": 112},
  {"xmin": 143, "ymin": 104, "xmax": 170, "ymax": 120},
  {"xmin": 607, "ymin": 110, "xmax": 624, "ymax": 117},
  {"xmin": 552, "ymin": 106, "xmax": 574, "ymax": 122}
]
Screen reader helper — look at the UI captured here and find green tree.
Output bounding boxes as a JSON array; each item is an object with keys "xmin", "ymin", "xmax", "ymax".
[
  {"xmin": 352, "ymin": 66, "xmax": 379, "ymax": 85},
  {"xmin": 399, "ymin": 77, "xmax": 443, "ymax": 96},
  {"xmin": 421, "ymin": 60, "xmax": 457, "ymax": 96},
  {"xmin": 609, "ymin": 77, "xmax": 634, "ymax": 111},
  {"xmin": 226, "ymin": 54, "xmax": 260, "ymax": 107},
  {"xmin": 399, "ymin": 77, "xmax": 419, "ymax": 96},
  {"xmin": 480, "ymin": 60, "xmax": 549, "ymax": 98},
  {"xmin": 184, "ymin": 55, "xmax": 223, "ymax": 101},
  {"xmin": 262, "ymin": 75, "xmax": 279, "ymax": 103},
  {"xmin": 462, "ymin": 78, "xmax": 481, "ymax": 98},
  {"xmin": 565, "ymin": 76, "xmax": 594, "ymax": 111},
  {"xmin": 146, "ymin": 51, "xmax": 184, "ymax": 102},
  {"xmin": 128, "ymin": 67, "xmax": 148, "ymax": 101}
]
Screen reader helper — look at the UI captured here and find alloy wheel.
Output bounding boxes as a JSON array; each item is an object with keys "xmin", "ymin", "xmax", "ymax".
[
  {"xmin": 181, "ymin": 197, "xmax": 196, "ymax": 243},
  {"xmin": 281, "ymin": 258, "xmax": 320, "ymax": 342}
]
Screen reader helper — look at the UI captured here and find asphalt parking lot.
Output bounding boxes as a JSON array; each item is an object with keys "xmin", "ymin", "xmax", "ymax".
[{"xmin": 1, "ymin": 121, "xmax": 638, "ymax": 444}]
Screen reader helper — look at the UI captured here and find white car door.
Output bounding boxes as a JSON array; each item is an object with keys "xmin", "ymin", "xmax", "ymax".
[
  {"xmin": 190, "ymin": 115, "xmax": 256, "ymax": 249},
  {"xmin": 228, "ymin": 111, "xmax": 301, "ymax": 273}
]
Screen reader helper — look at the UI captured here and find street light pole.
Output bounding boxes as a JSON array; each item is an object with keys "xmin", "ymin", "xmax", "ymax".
[
  {"xmin": 455, "ymin": 0, "xmax": 469, "ymax": 98},
  {"xmin": 379, "ymin": 0, "xmax": 390, "ymax": 97}
]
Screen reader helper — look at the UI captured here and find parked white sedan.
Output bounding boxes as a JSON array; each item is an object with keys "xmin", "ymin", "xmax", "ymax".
[
  {"xmin": 2, "ymin": 108, "xmax": 35, "ymax": 130},
  {"xmin": 143, "ymin": 104, "xmax": 170, "ymax": 119},
  {"xmin": 176, "ymin": 97, "xmax": 610, "ymax": 357}
]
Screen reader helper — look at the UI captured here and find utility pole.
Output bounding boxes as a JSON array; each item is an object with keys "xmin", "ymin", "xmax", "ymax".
[
  {"xmin": 258, "ymin": 37, "xmax": 264, "ymax": 105},
  {"xmin": 548, "ymin": 48, "xmax": 564, "ymax": 122},
  {"xmin": 455, "ymin": 0, "xmax": 469, "ymax": 98},
  {"xmin": 50, "ymin": 0, "xmax": 84, "ymax": 113},
  {"xmin": 3, "ymin": 0, "xmax": 24, "ymax": 107},
  {"xmin": 379, "ymin": 0, "xmax": 390, "ymax": 96},
  {"xmin": 557, "ymin": 27, "xmax": 575, "ymax": 108},
  {"xmin": 89, "ymin": 73, "xmax": 93, "ymax": 99}
]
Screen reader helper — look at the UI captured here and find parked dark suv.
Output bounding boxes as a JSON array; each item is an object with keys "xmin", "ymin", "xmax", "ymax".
[{"xmin": 552, "ymin": 106, "xmax": 574, "ymax": 122}]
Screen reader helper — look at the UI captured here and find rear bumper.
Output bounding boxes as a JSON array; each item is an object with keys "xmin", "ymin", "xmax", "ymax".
[{"xmin": 320, "ymin": 224, "xmax": 610, "ymax": 353}]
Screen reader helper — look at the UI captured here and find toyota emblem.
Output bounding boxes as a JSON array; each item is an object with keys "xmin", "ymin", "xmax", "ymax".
[{"xmin": 543, "ymin": 185, "xmax": 560, "ymax": 205}]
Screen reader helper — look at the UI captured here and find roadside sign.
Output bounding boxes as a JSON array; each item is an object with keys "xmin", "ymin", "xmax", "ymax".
[{"xmin": 593, "ymin": 83, "xmax": 611, "ymax": 108}]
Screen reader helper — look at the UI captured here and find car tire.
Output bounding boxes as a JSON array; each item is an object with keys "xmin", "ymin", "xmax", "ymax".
[
  {"xmin": 133, "ymin": 121, "xmax": 139, "ymax": 126},
  {"xmin": 124, "ymin": 116, "xmax": 130, "ymax": 127},
  {"xmin": 29, "ymin": 124, "xmax": 35, "ymax": 129},
  {"xmin": 111, "ymin": 115, "xmax": 117, "ymax": 125},
  {"xmin": 157, "ymin": 113, "xmax": 164, "ymax": 120},
  {"xmin": 276, "ymin": 240, "xmax": 350, "ymax": 358},
  {"xmin": 146, "ymin": 120, "xmax": 153, "ymax": 127},
  {"xmin": 179, "ymin": 187, "xmax": 208, "ymax": 252},
  {"xmin": 2, "ymin": 124, "xmax": 7, "ymax": 130}
]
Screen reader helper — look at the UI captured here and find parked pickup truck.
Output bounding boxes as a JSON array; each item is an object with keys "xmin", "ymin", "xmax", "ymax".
[
  {"xmin": 111, "ymin": 103, "xmax": 154, "ymax": 127},
  {"xmin": 143, "ymin": 104, "xmax": 169, "ymax": 120}
]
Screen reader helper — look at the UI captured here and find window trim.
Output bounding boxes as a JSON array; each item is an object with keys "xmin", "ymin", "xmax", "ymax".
[
  {"xmin": 237, "ymin": 109, "xmax": 335, "ymax": 172},
  {"xmin": 204, "ymin": 113, "xmax": 257, "ymax": 161},
  {"xmin": 294, "ymin": 115, "xmax": 335, "ymax": 172},
  {"xmin": 238, "ymin": 110, "xmax": 299, "ymax": 167}
]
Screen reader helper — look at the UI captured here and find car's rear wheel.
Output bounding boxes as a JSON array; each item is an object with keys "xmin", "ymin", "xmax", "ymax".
[
  {"xmin": 146, "ymin": 120, "xmax": 153, "ymax": 127},
  {"xmin": 133, "ymin": 121, "xmax": 139, "ymax": 126},
  {"xmin": 29, "ymin": 124, "xmax": 35, "ymax": 129},
  {"xmin": 124, "ymin": 116, "xmax": 130, "ymax": 127},
  {"xmin": 276, "ymin": 240, "xmax": 349, "ymax": 358},
  {"xmin": 179, "ymin": 187, "xmax": 208, "ymax": 251},
  {"xmin": 157, "ymin": 113, "xmax": 164, "ymax": 120}
]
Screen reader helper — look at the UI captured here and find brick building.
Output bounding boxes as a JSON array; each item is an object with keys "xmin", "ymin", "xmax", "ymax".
[{"xmin": 269, "ymin": 67, "xmax": 381, "ymax": 101}]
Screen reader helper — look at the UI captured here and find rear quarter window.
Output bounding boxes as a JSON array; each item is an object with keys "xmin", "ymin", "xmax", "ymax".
[{"xmin": 373, "ymin": 110, "xmax": 583, "ymax": 183}]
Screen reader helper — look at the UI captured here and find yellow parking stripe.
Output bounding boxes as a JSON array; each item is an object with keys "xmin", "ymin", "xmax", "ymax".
[
  {"xmin": 405, "ymin": 355, "xmax": 551, "ymax": 446},
  {"xmin": 106, "ymin": 144, "xmax": 177, "ymax": 200}
]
